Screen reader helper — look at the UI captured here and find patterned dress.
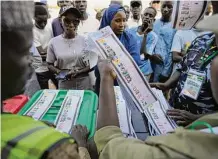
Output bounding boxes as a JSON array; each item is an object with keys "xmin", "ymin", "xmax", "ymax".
[{"xmin": 170, "ymin": 33, "xmax": 218, "ymax": 114}]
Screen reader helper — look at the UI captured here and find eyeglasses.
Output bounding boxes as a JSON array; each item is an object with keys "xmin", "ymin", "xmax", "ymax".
[{"xmin": 63, "ymin": 17, "xmax": 80, "ymax": 26}]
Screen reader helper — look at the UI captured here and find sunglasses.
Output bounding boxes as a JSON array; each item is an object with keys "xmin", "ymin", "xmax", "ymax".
[{"xmin": 63, "ymin": 17, "xmax": 80, "ymax": 26}]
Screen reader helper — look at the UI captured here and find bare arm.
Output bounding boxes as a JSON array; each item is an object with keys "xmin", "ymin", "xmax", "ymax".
[
  {"xmin": 47, "ymin": 62, "xmax": 61, "ymax": 74},
  {"xmin": 173, "ymin": 51, "xmax": 183, "ymax": 63},
  {"xmin": 211, "ymin": 56, "xmax": 218, "ymax": 104},
  {"xmin": 97, "ymin": 60, "xmax": 119, "ymax": 130}
]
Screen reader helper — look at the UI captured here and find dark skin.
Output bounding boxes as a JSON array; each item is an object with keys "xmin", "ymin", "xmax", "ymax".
[
  {"xmin": 139, "ymin": 8, "xmax": 163, "ymax": 64},
  {"xmin": 2, "ymin": 30, "xmax": 33, "ymax": 101},
  {"xmin": 130, "ymin": 2, "xmax": 142, "ymax": 21},
  {"xmin": 124, "ymin": 5, "xmax": 130, "ymax": 21},
  {"xmin": 73, "ymin": 0, "xmax": 88, "ymax": 20},
  {"xmin": 97, "ymin": 59, "xmax": 120, "ymax": 130},
  {"xmin": 34, "ymin": 14, "xmax": 49, "ymax": 60},
  {"xmin": 47, "ymin": 12, "xmax": 90, "ymax": 79},
  {"xmin": 110, "ymin": 11, "xmax": 126, "ymax": 36},
  {"xmin": 160, "ymin": 1, "xmax": 173, "ymax": 22}
]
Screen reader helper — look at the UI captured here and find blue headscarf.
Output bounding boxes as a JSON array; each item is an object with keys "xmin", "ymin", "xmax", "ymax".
[
  {"xmin": 95, "ymin": 4, "xmax": 141, "ymax": 96},
  {"xmin": 99, "ymin": 4, "xmax": 124, "ymax": 29}
]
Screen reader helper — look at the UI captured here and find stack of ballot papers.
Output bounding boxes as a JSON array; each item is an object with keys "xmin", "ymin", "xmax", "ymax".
[
  {"xmin": 114, "ymin": 86, "xmax": 137, "ymax": 138},
  {"xmin": 89, "ymin": 27, "xmax": 178, "ymax": 136},
  {"xmin": 24, "ymin": 90, "xmax": 84, "ymax": 134}
]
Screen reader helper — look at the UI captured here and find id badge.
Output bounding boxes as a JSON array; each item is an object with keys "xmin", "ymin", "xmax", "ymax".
[{"xmin": 181, "ymin": 69, "xmax": 206, "ymax": 100}]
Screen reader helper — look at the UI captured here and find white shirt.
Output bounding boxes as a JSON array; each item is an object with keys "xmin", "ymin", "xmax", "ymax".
[
  {"xmin": 33, "ymin": 24, "xmax": 53, "ymax": 50},
  {"xmin": 171, "ymin": 28, "xmax": 208, "ymax": 53},
  {"xmin": 77, "ymin": 15, "xmax": 100, "ymax": 35},
  {"xmin": 127, "ymin": 17, "xmax": 142, "ymax": 29}
]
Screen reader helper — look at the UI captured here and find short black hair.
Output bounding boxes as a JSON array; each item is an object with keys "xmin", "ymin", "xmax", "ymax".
[
  {"xmin": 151, "ymin": 1, "xmax": 160, "ymax": 4},
  {"xmin": 144, "ymin": 6, "xmax": 157, "ymax": 17},
  {"xmin": 34, "ymin": 2, "xmax": 46, "ymax": 6},
  {"xmin": 35, "ymin": 5, "xmax": 48, "ymax": 17}
]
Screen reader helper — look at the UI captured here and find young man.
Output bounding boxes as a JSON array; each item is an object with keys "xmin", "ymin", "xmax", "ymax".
[
  {"xmin": 150, "ymin": 0, "xmax": 161, "ymax": 19},
  {"xmin": 1, "ymin": 1, "xmax": 92, "ymax": 159},
  {"xmin": 128, "ymin": 7, "xmax": 161, "ymax": 80},
  {"xmin": 170, "ymin": 25, "xmax": 209, "ymax": 73},
  {"xmin": 128, "ymin": 0, "xmax": 142, "ymax": 28},
  {"xmin": 73, "ymin": 0, "xmax": 99, "ymax": 35},
  {"xmin": 123, "ymin": 5, "xmax": 130, "ymax": 21},
  {"xmin": 33, "ymin": 4, "xmax": 54, "ymax": 89},
  {"xmin": 152, "ymin": 1, "xmax": 176, "ymax": 82}
]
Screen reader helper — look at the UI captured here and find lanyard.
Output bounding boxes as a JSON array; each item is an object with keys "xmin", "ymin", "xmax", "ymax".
[{"xmin": 200, "ymin": 49, "xmax": 218, "ymax": 69}]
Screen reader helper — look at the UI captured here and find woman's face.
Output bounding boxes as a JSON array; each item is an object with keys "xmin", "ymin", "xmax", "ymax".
[
  {"xmin": 62, "ymin": 13, "xmax": 80, "ymax": 37},
  {"xmin": 111, "ymin": 11, "xmax": 126, "ymax": 35}
]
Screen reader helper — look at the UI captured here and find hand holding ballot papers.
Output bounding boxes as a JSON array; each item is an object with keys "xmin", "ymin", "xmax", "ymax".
[{"xmin": 90, "ymin": 27, "xmax": 178, "ymax": 135}]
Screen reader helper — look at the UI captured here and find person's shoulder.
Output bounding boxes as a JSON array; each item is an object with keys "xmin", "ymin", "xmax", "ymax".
[
  {"xmin": 52, "ymin": 17, "xmax": 59, "ymax": 24},
  {"xmin": 148, "ymin": 31, "xmax": 158, "ymax": 38},
  {"xmin": 49, "ymin": 35, "xmax": 62, "ymax": 44}
]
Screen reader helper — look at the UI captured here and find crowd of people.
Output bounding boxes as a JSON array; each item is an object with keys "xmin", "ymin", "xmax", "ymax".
[{"xmin": 1, "ymin": 0, "xmax": 218, "ymax": 159}]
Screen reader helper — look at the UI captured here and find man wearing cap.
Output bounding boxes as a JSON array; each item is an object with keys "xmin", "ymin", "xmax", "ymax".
[{"xmin": 127, "ymin": 0, "xmax": 142, "ymax": 28}]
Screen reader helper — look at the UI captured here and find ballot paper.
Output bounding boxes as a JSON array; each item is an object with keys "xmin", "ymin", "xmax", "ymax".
[
  {"xmin": 145, "ymin": 101, "xmax": 176, "ymax": 135},
  {"xmin": 114, "ymin": 86, "xmax": 131, "ymax": 134},
  {"xmin": 89, "ymin": 26, "xmax": 157, "ymax": 113},
  {"xmin": 24, "ymin": 90, "xmax": 58, "ymax": 119},
  {"xmin": 172, "ymin": 1, "xmax": 208, "ymax": 30},
  {"xmin": 55, "ymin": 90, "xmax": 83, "ymax": 134}
]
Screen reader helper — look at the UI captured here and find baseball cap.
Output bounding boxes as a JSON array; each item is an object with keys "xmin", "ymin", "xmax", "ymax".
[
  {"xmin": 59, "ymin": 6, "xmax": 82, "ymax": 19},
  {"xmin": 196, "ymin": 14, "xmax": 218, "ymax": 34},
  {"xmin": 130, "ymin": 0, "xmax": 142, "ymax": 6}
]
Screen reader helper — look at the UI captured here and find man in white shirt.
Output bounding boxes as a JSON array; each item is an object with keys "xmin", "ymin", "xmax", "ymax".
[
  {"xmin": 128, "ymin": 0, "xmax": 142, "ymax": 28},
  {"xmin": 73, "ymin": 0, "xmax": 100, "ymax": 87},
  {"xmin": 171, "ymin": 28, "xmax": 209, "ymax": 64},
  {"xmin": 73, "ymin": 0, "xmax": 99, "ymax": 35},
  {"xmin": 33, "ymin": 4, "xmax": 54, "ymax": 89}
]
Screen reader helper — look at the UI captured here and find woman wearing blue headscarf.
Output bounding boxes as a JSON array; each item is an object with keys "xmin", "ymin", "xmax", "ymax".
[{"xmin": 95, "ymin": 4, "xmax": 141, "ymax": 95}]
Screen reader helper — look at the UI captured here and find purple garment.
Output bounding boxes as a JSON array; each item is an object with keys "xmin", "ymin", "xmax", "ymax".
[{"xmin": 52, "ymin": 17, "xmax": 64, "ymax": 37}]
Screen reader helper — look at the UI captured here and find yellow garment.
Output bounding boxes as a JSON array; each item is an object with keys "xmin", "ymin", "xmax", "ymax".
[{"xmin": 94, "ymin": 113, "xmax": 218, "ymax": 159}]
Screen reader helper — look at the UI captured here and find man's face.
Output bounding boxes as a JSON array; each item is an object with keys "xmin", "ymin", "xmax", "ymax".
[
  {"xmin": 124, "ymin": 6, "xmax": 130, "ymax": 20},
  {"xmin": 2, "ymin": 30, "xmax": 33, "ymax": 100},
  {"xmin": 58, "ymin": 0, "xmax": 72, "ymax": 7},
  {"xmin": 142, "ymin": 8, "xmax": 156, "ymax": 25},
  {"xmin": 34, "ymin": 15, "xmax": 48, "ymax": 29},
  {"xmin": 73, "ymin": 0, "xmax": 87, "ymax": 13},
  {"xmin": 131, "ymin": 2, "xmax": 142, "ymax": 16},
  {"xmin": 161, "ymin": 1, "xmax": 173, "ymax": 19}
]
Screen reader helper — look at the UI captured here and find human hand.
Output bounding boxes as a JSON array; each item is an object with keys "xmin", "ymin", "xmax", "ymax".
[
  {"xmin": 66, "ymin": 69, "xmax": 78, "ymax": 79},
  {"xmin": 150, "ymin": 82, "xmax": 167, "ymax": 91},
  {"xmin": 71, "ymin": 125, "xmax": 89, "ymax": 148},
  {"xmin": 150, "ymin": 54, "xmax": 163, "ymax": 64},
  {"xmin": 167, "ymin": 109, "xmax": 199, "ymax": 126},
  {"xmin": 97, "ymin": 58, "xmax": 116, "ymax": 80}
]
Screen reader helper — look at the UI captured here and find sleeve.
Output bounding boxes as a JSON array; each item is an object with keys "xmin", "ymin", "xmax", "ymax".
[
  {"xmin": 78, "ymin": 147, "xmax": 91, "ymax": 159},
  {"xmin": 33, "ymin": 30, "xmax": 42, "ymax": 48},
  {"xmin": 46, "ymin": 40, "xmax": 56, "ymax": 64},
  {"xmin": 170, "ymin": 31, "xmax": 183, "ymax": 53},
  {"xmin": 94, "ymin": 126, "xmax": 169, "ymax": 159},
  {"xmin": 127, "ymin": 34, "xmax": 142, "ymax": 66},
  {"xmin": 161, "ymin": 51, "xmax": 173, "ymax": 77},
  {"xmin": 146, "ymin": 32, "xmax": 158, "ymax": 55}
]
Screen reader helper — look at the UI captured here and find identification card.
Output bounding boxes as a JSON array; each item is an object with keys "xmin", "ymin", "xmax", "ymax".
[{"xmin": 181, "ymin": 69, "xmax": 205, "ymax": 100}]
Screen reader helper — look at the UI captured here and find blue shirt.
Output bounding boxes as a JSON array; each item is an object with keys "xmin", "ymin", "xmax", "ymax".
[
  {"xmin": 128, "ymin": 27, "xmax": 158, "ymax": 75},
  {"xmin": 153, "ymin": 19, "xmax": 176, "ymax": 77}
]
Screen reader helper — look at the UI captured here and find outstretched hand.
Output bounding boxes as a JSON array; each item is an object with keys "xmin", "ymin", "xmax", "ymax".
[
  {"xmin": 97, "ymin": 58, "xmax": 116, "ymax": 79},
  {"xmin": 71, "ymin": 125, "xmax": 89, "ymax": 148}
]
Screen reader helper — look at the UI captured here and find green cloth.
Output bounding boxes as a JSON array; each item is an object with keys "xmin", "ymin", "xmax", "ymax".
[{"xmin": 94, "ymin": 113, "xmax": 218, "ymax": 159}]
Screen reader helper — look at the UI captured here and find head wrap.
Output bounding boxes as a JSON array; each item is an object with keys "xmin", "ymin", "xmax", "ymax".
[{"xmin": 99, "ymin": 4, "xmax": 125, "ymax": 29}]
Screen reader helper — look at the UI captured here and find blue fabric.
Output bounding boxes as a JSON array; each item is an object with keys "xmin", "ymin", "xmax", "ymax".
[
  {"xmin": 128, "ymin": 27, "xmax": 159, "ymax": 76},
  {"xmin": 95, "ymin": 4, "xmax": 141, "ymax": 95},
  {"xmin": 152, "ymin": 19, "xmax": 176, "ymax": 82}
]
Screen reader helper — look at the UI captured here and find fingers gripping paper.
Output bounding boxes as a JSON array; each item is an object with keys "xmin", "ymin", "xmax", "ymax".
[
  {"xmin": 89, "ymin": 27, "xmax": 177, "ymax": 135},
  {"xmin": 172, "ymin": 1, "xmax": 208, "ymax": 30},
  {"xmin": 89, "ymin": 27, "xmax": 157, "ymax": 112}
]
